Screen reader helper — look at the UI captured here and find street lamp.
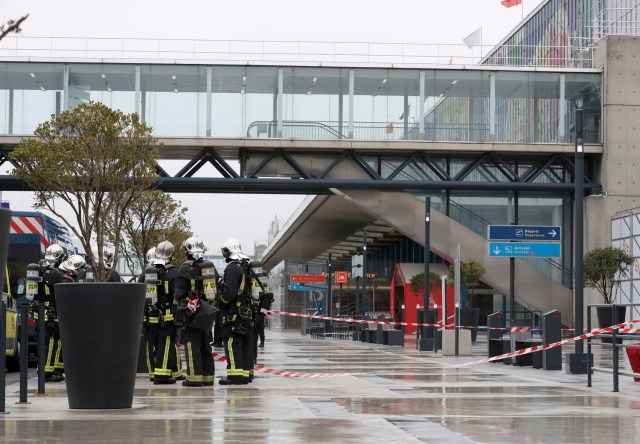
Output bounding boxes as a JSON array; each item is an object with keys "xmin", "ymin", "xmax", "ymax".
[{"xmin": 570, "ymin": 107, "xmax": 588, "ymax": 374}]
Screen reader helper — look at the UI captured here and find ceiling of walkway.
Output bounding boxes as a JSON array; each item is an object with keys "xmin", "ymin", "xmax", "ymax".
[{"xmin": 261, "ymin": 194, "xmax": 405, "ymax": 269}]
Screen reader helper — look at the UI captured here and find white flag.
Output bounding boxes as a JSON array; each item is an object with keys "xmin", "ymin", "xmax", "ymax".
[{"xmin": 463, "ymin": 27, "xmax": 482, "ymax": 49}]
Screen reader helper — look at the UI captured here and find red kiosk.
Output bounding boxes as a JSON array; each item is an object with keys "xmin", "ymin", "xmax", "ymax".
[{"xmin": 390, "ymin": 263, "xmax": 454, "ymax": 334}]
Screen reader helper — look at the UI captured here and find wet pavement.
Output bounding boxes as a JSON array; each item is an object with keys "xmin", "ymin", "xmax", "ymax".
[{"xmin": 1, "ymin": 330, "xmax": 639, "ymax": 443}]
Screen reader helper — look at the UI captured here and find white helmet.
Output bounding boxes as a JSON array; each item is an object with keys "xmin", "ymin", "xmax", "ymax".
[
  {"xmin": 146, "ymin": 247, "xmax": 157, "ymax": 265},
  {"xmin": 183, "ymin": 236, "xmax": 205, "ymax": 261},
  {"xmin": 91, "ymin": 245, "xmax": 115, "ymax": 269},
  {"xmin": 63, "ymin": 254, "xmax": 87, "ymax": 275},
  {"xmin": 221, "ymin": 238, "xmax": 247, "ymax": 260},
  {"xmin": 155, "ymin": 240, "xmax": 175, "ymax": 265},
  {"xmin": 45, "ymin": 244, "xmax": 67, "ymax": 265}
]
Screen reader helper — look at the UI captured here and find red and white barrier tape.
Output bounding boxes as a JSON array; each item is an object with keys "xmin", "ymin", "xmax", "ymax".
[
  {"xmin": 211, "ymin": 352, "xmax": 352, "ymax": 379},
  {"xmin": 270, "ymin": 309, "xmax": 535, "ymax": 332},
  {"xmin": 455, "ymin": 319, "xmax": 640, "ymax": 367}
]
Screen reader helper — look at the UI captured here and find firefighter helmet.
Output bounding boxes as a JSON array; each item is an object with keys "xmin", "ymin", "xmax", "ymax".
[
  {"xmin": 221, "ymin": 238, "xmax": 245, "ymax": 260},
  {"xmin": 44, "ymin": 244, "xmax": 67, "ymax": 265},
  {"xmin": 182, "ymin": 236, "xmax": 205, "ymax": 261},
  {"xmin": 63, "ymin": 254, "xmax": 87, "ymax": 275},
  {"xmin": 91, "ymin": 245, "xmax": 115, "ymax": 269},
  {"xmin": 154, "ymin": 240, "xmax": 175, "ymax": 265},
  {"xmin": 146, "ymin": 247, "xmax": 157, "ymax": 265}
]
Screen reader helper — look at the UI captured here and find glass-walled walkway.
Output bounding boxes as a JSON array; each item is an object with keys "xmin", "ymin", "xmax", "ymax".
[{"xmin": 0, "ymin": 61, "xmax": 602, "ymax": 144}]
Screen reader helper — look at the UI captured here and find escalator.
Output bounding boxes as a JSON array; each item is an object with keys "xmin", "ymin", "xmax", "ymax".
[{"xmin": 332, "ymin": 188, "xmax": 574, "ymax": 326}]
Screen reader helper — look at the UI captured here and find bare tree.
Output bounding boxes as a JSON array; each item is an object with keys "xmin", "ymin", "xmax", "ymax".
[
  {"xmin": 0, "ymin": 15, "xmax": 29, "ymax": 41},
  {"xmin": 117, "ymin": 190, "xmax": 192, "ymax": 276}
]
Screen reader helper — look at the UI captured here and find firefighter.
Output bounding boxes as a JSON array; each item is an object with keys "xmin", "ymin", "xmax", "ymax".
[
  {"xmin": 142, "ymin": 247, "xmax": 160, "ymax": 382},
  {"xmin": 101, "ymin": 245, "xmax": 122, "ymax": 282},
  {"xmin": 60, "ymin": 255, "xmax": 87, "ymax": 283},
  {"xmin": 38, "ymin": 244, "xmax": 67, "ymax": 382},
  {"xmin": 173, "ymin": 236, "xmax": 216, "ymax": 387},
  {"xmin": 151, "ymin": 240, "xmax": 184, "ymax": 384},
  {"xmin": 218, "ymin": 238, "xmax": 253, "ymax": 386},
  {"xmin": 79, "ymin": 246, "xmax": 121, "ymax": 282}
]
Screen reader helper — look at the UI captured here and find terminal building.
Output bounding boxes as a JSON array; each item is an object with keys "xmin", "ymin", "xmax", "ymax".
[{"xmin": 1, "ymin": 0, "xmax": 639, "ymax": 330}]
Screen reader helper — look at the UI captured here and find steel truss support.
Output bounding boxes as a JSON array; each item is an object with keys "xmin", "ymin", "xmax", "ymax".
[{"xmin": 0, "ymin": 146, "xmax": 600, "ymax": 195}]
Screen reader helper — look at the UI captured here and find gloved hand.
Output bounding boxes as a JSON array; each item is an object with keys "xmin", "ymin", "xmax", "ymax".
[{"xmin": 187, "ymin": 298, "xmax": 199, "ymax": 312}]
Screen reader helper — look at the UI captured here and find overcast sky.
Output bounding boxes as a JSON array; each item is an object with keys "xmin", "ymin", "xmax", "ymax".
[{"xmin": 1, "ymin": 0, "xmax": 545, "ymax": 255}]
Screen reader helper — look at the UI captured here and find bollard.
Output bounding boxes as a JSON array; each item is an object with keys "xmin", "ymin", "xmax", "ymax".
[
  {"xmin": 542, "ymin": 310, "xmax": 562, "ymax": 370},
  {"xmin": 0, "ymin": 301, "xmax": 7, "ymax": 413},
  {"xmin": 37, "ymin": 304, "xmax": 46, "ymax": 395},
  {"xmin": 17, "ymin": 303, "xmax": 30, "ymax": 404}
]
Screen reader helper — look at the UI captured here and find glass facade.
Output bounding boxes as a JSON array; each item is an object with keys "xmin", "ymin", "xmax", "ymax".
[
  {"xmin": 484, "ymin": 0, "xmax": 640, "ymax": 68},
  {"xmin": 0, "ymin": 61, "xmax": 601, "ymax": 143}
]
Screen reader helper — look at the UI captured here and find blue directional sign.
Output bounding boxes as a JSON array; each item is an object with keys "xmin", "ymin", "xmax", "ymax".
[
  {"xmin": 488, "ymin": 225, "xmax": 561, "ymax": 242},
  {"xmin": 289, "ymin": 282, "xmax": 326, "ymax": 291},
  {"xmin": 488, "ymin": 242, "xmax": 561, "ymax": 258}
]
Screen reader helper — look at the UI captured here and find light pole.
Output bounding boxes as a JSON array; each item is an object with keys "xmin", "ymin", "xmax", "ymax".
[{"xmin": 569, "ymin": 108, "xmax": 589, "ymax": 374}]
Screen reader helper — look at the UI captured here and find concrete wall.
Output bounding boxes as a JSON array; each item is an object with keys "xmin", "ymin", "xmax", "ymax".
[{"xmin": 587, "ymin": 35, "xmax": 640, "ymax": 311}]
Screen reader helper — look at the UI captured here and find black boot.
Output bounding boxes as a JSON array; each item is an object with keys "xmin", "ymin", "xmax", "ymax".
[
  {"xmin": 218, "ymin": 378, "xmax": 243, "ymax": 386},
  {"xmin": 182, "ymin": 380, "xmax": 203, "ymax": 387}
]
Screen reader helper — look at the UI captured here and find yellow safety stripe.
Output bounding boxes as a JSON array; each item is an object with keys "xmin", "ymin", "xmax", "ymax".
[
  {"xmin": 227, "ymin": 336, "xmax": 238, "ymax": 372},
  {"xmin": 242, "ymin": 370, "xmax": 250, "ymax": 378},
  {"xmin": 45, "ymin": 337, "xmax": 55, "ymax": 373},
  {"xmin": 203, "ymin": 375, "xmax": 214, "ymax": 383},
  {"xmin": 54, "ymin": 339, "xmax": 63, "ymax": 370},
  {"xmin": 172, "ymin": 368, "xmax": 183, "ymax": 379},
  {"xmin": 154, "ymin": 368, "xmax": 172, "ymax": 377},
  {"xmin": 187, "ymin": 341, "xmax": 196, "ymax": 379},
  {"xmin": 146, "ymin": 338, "xmax": 154, "ymax": 378},
  {"xmin": 161, "ymin": 340, "xmax": 171, "ymax": 372}
]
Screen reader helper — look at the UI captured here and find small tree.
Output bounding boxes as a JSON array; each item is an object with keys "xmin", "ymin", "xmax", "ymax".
[
  {"xmin": 117, "ymin": 190, "xmax": 192, "ymax": 274},
  {"xmin": 12, "ymin": 101, "xmax": 160, "ymax": 281},
  {"xmin": 410, "ymin": 271, "xmax": 442, "ymax": 294},
  {"xmin": 448, "ymin": 259, "xmax": 486, "ymax": 307},
  {"xmin": 584, "ymin": 246, "xmax": 633, "ymax": 304}
]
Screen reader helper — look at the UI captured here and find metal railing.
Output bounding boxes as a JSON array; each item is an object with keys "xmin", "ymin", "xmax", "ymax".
[
  {"xmin": 0, "ymin": 36, "xmax": 501, "ymax": 66},
  {"xmin": 587, "ymin": 303, "xmax": 640, "ymax": 392},
  {"xmin": 247, "ymin": 120, "xmax": 494, "ymax": 142}
]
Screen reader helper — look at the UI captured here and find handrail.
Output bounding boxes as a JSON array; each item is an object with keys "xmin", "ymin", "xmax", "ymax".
[{"xmin": 247, "ymin": 120, "xmax": 346, "ymax": 139}]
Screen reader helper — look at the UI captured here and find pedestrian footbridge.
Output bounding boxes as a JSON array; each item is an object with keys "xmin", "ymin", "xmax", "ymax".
[{"xmin": 0, "ymin": 54, "xmax": 604, "ymax": 326}]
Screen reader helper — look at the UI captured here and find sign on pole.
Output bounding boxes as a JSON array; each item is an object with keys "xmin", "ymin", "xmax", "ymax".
[
  {"xmin": 488, "ymin": 241, "xmax": 561, "ymax": 258},
  {"xmin": 290, "ymin": 274, "xmax": 325, "ymax": 283},
  {"xmin": 488, "ymin": 225, "xmax": 561, "ymax": 242},
  {"xmin": 335, "ymin": 271, "xmax": 348, "ymax": 284}
]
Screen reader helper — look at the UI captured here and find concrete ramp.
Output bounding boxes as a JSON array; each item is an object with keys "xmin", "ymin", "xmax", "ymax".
[{"xmin": 333, "ymin": 189, "xmax": 573, "ymax": 326}]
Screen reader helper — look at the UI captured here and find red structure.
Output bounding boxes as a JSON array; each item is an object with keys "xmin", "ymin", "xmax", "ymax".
[{"xmin": 390, "ymin": 263, "xmax": 454, "ymax": 334}]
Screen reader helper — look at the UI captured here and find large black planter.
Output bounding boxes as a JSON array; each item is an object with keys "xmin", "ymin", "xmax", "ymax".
[
  {"xmin": 596, "ymin": 305, "xmax": 627, "ymax": 344},
  {"xmin": 55, "ymin": 282, "xmax": 145, "ymax": 409},
  {"xmin": 460, "ymin": 307, "xmax": 480, "ymax": 342}
]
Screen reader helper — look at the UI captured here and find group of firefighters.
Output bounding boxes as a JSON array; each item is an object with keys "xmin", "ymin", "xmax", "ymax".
[{"xmin": 26, "ymin": 236, "xmax": 273, "ymax": 387}]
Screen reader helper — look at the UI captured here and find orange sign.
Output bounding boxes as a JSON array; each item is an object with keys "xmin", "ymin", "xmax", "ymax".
[
  {"xmin": 335, "ymin": 271, "xmax": 348, "ymax": 284},
  {"xmin": 290, "ymin": 274, "xmax": 325, "ymax": 283}
]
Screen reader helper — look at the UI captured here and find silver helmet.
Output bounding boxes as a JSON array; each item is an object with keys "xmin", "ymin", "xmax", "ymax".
[
  {"xmin": 45, "ymin": 244, "xmax": 67, "ymax": 265},
  {"xmin": 182, "ymin": 236, "xmax": 205, "ymax": 261},
  {"xmin": 154, "ymin": 240, "xmax": 175, "ymax": 265},
  {"xmin": 146, "ymin": 247, "xmax": 157, "ymax": 265}
]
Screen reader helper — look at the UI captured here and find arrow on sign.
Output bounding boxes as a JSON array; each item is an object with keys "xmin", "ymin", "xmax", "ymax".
[
  {"xmin": 493, "ymin": 246, "xmax": 501, "ymax": 255},
  {"xmin": 549, "ymin": 229, "xmax": 557, "ymax": 238}
]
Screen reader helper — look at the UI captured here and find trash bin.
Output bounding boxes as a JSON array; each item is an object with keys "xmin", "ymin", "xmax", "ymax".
[{"xmin": 626, "ymin": 342, "xmax": 640, "ymax": 382}]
